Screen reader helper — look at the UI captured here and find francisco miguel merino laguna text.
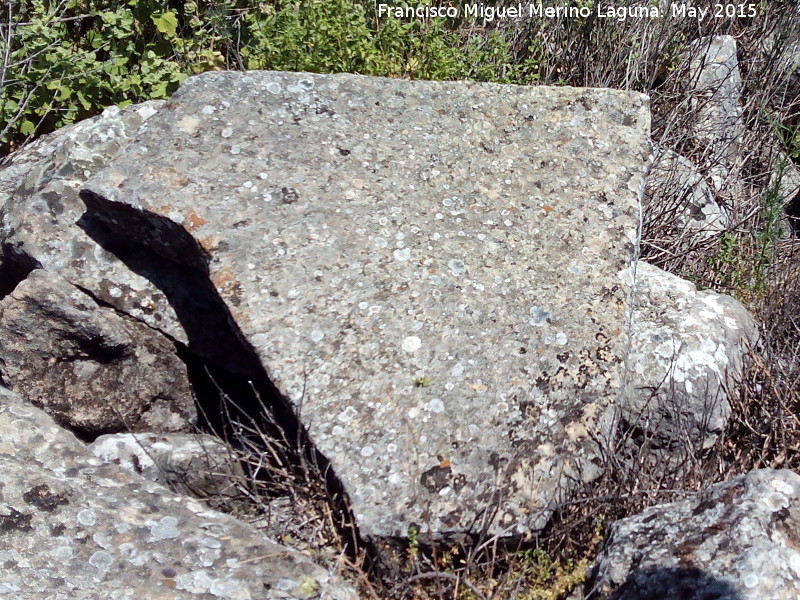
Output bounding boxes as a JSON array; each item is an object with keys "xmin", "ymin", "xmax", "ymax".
[{"xmin": 377, "ymin": 3, "xmax": 759, "ymax": 23}]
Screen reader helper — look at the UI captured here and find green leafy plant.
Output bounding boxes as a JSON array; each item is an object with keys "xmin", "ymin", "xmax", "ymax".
[{"xmin": 2, "ymin": 0, "xmax": 541, "ymax": 154}]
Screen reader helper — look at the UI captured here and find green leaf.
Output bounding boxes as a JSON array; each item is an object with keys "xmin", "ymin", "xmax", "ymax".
[
  {"xmin": 20, "ymin": 120, "xmax": 36, "ymax": 136},
  {"xmin": 151, "ymin": 11, "xmax": 179, "ymax": 37}
]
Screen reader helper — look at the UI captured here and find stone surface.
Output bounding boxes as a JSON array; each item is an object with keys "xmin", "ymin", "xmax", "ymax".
[
  {"xmin": 756, "ymin": 26, "xmax": 800, "ymax": 106},
  {"xmin": 0, "ymin": 269, "xmax": 195, "ymax": 435},
  {"xmin": 81, "ymin": 71, "xmax": 652, "ymax": 541},
  {"xmin": 645, "ymin": 147, "xmax": 728, "ymax": 241},
  {"xmin": 625, "ymin": 262, "xmax": 757, "ymax": 448},
  {"xmin": 586, "ymin": 469, "xmax": 800, "ymax": 599},
  {"xmin": 89, "ymin": 433, "xmax": 243, "ymax": 501},
  {"xmin": 688, "ymin": 35, "xmax": 743, "ymax": 191},
  {"xmin": 0, "ymin": 385, "xmax": 356, "ymax": 600},
  {"xmin": 764, "ymin": 147, "xmax": 800, "ymax": 238},
  {"xmin": 0, "ymin": 100, "xmax": 188, "ymax": 343}
]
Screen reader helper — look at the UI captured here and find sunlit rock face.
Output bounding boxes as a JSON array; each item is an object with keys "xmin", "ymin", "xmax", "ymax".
[
  {"xmin": 587, "ymin": 469, "xmax": 800, "ymax": 600},
  {"xmin": 81, "ymin": 71, "xmax": 651, "ymax": 542}
]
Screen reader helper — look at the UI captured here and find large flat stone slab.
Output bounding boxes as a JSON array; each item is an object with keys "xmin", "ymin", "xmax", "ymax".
[{"xmin": 82, "ymin": 71, "xmax": 651, "ymax": 541}]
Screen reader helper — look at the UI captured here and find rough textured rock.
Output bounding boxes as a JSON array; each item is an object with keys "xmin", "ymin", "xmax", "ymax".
[
  {"xmin": 625, "ymin": 262, "xmax": 757, "ymax": 448},
  {"xmin": 0, "ymin": 101, "xmax": 188, "ymax": 342},
  {"xmin": 756, "ymin": 25, "xmax": 800, "ymax": 107},
  {"xmin": 688, "ymin": 35, "xmax": 743, "ymax": 191},
  {"xmin": 0, "ymin": 269, "xmax": 195, "ymax": 435},
  {"xmin": 89, "ymin": 433, "xmax": 243, "ymax": 501},
  {"xmin": 0, "ymin": 386, "xmax": 356, "ymax": 600},
  {"xmin": 645, "ymin": 147, "xmax": 728, "ymax": 241},
  {"xmin": 586, "ymin": 469, "xmax": 800, "ymax": 599},
  {"xmin": 80, "ymin": 71, "xmax": 651, "ymax": 541},
  {"xmin": 765, "ymin": 147, "xmax": 800, "ymax": 238}
]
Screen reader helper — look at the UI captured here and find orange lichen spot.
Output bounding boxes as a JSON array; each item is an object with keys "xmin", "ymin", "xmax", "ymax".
[
  {"xmin": 198, "ymin": 236, "xmax": 218, "ymax": 253},
  {"xmin": 543, "ymin": 205, "xmax": 553, "ymax": 214},
  {"xmin": 211, "ymin": 268, "xmax": 236, "ymax": 292},
  {"xmin": 185, "ymin": 210, "xmax": 207, "ymax": 230},
  {"xmin": 537, "ymin": 347, "xmax": 544, "ymax": 354},
  {"xmin": 168, "ymin": 177, "xmax": 191, "ymax": 190},
  {"xmin": 429, "ymin": 269, "xmax": 437, "ymax": 274},
  {"xmin": 470, "ymin": 383, "xmax": 487, "ymax": 391},
  {"xmin": 439, "ymin": 458, "xmax": 451, "ymax": 468},
  {"xmin": 230, "ymin": 310, "xmax": 249, "ymax": 323},
  {"xmin": 155, "ymin": 204, "xmax": 171, "ymax": 216}
]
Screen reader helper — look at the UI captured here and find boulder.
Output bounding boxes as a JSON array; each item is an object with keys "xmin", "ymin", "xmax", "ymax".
[
  {"xmin": 688, "ymin": 35, "xmax": 743, "ymax": 191},
  {"xmin": 0, "ymin": 100, "xmax": 188, "ymax": 342},
  {"xmin": 0, "ymin": 103, "xmax": 163, "ymax": 205},
  {"xmin": 0, "ymin": 385, "xmax": 356, "ymax": 600},
  {"xmin": 80, "ymin": 71, "xmax": 652, "ymax": 542},
  {"xmin": 625, "ymin": 262, "xmax": 757, "ymax": 449},
  {"xmin": 586, "ymin": 469, "xmax": 800, "ymax": 599},
  {"xmin": 88, "ymin": 433, "xmax": 243, "ymax": 502},
  {"xmin": 644, "ymin": 147, "xmax": 728, "ymax": 241},
  {"xmin": 0, "ymin": 269, "xmax": 195, "ymax": 436}
]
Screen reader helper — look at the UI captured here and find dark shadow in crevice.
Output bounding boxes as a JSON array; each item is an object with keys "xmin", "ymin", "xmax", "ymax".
[
  {"xmin": 583, "ymin": 565, "xmax": 744, "ymax": 600},
  {"xmin": 77, "ymin": 188, "xmax": 367, "ymax": 566},
  {"xmin": 0, "ymin": 244, "xmax": 40, "ymax": 299}
]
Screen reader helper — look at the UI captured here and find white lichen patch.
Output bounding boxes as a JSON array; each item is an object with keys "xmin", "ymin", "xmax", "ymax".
[
  {"xmin": 448, "ymin": 259, "xmax": 467, "ymax": 275},
  {"xmin": 426, "ymin": 398, "xmax": 445, "ymax": 413},
  {"xmin": 77, "ymin": 508, "xmax": 97, "ymax": 527},
  {"xmin": 89, "ymin": 550, "xmax": 113, "ymax": 571},
  {"xmin": 175, "ymin": 115, "xmax": 201, "ymax": 135},
  {"xmin": 393, "ymin": 248, "xmax": 411, "ymax": 261},
  {"xmin": 770, "ymin": 479, "xmax": 796, "ymax": 495},
  {"xmin": 529, "ymin": 306, "xmax": 552, "ymax": 326},
  {"xmin": 790, "ymin": 552, "xmax": 800, "ymax": 577},
  {"xmin": 742, "ymin": 572, "xmax": 759, "ymax": 588},
  {"xmin": 149, "ymin": 516, "xmax": 180, "ymax": 541},
  {"xmin": 337, "ymin": 406, "xmax": 358, "ymax": 422},
  {"xmin": 402, "ymin": 336, "xmax": 422, "ymax": 352}
]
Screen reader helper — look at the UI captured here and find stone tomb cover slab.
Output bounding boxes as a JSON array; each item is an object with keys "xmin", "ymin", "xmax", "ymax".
[{"xmin": 82, "ymin": 71, "xmax": 650, "ymax": 541}]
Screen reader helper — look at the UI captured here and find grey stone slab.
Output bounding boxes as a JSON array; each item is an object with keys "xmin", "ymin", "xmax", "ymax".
[
  {"xmin": 0, "ymin": 386, "xmax": 356, "ymax": 600},
  {"xmin": 82, "ymin": 71, "xmax": 651, "ymax": 541}
]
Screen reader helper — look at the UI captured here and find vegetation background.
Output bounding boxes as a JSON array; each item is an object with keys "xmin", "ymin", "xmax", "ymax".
[{"xmin": 2, "ymin": 1, "xmax": 800, "ymax": 598}]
